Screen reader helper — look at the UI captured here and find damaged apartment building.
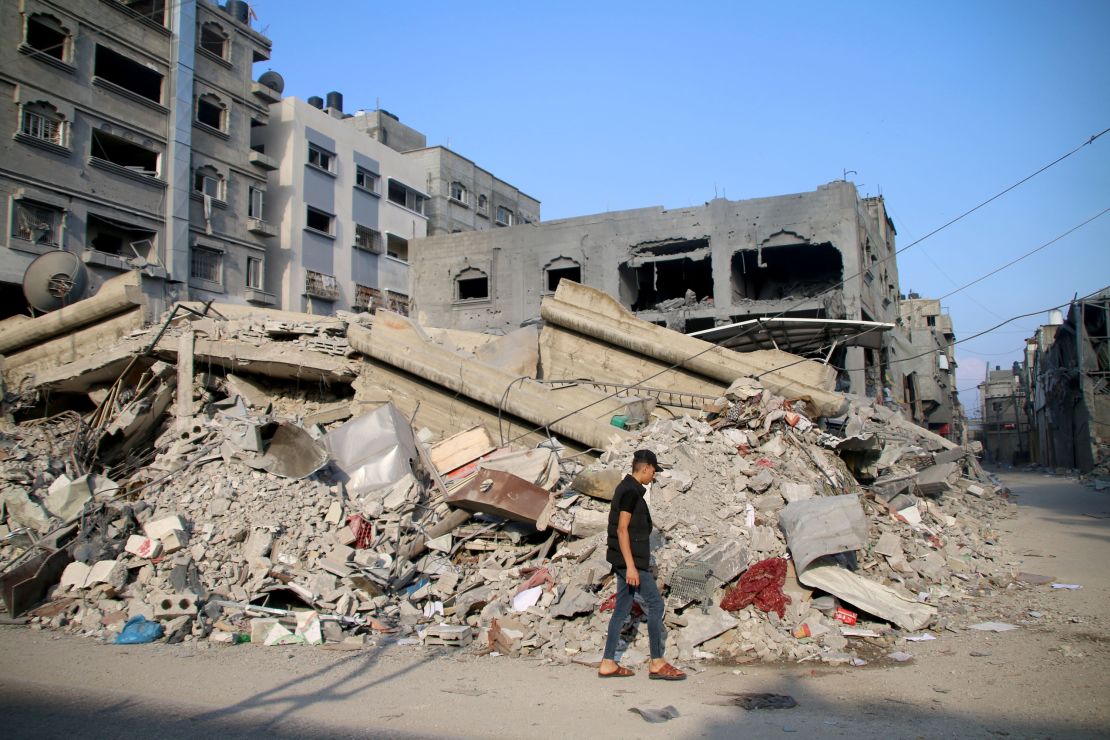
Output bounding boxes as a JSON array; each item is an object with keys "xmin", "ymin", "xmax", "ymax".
[
  {"xmin": 252, "ymin": 98, "xmax": 539, "ymax": 315},
  {"xmin": 0, "ymin": 0, "xmax": 275, "ymax": 317},
  {"xmin": 894, "ymin": 294, "xmax": 965, "ymax": 442},
  {"xmin": 1022, "ymin": 289, "xmax": 1110, "ymax": 473},
  {"xmin": 977, "ymin": 364, "xmax": 1031, "ymax": 466},
  {"xmin": 410, "ymin": 180, "xmax": 903, "ymax": 398}
]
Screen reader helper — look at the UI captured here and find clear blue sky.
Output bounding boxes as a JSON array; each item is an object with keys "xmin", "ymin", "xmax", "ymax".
[{"xmin": 251, "ymin": 0, "xmax": 1109, "ymax": 415}]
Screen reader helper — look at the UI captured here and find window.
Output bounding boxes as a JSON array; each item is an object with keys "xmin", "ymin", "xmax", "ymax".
[
  {"xmin": 455, "ymin": 268, "xmax": 489, "ymax": 301},
  {"xmin": 193, "ymin": 166, "xmax": 223, "ymax": 200},
  {"xmin": 20, "ymin": 102, "xmax": 66, "ymax": 146},
  {"xmin": 246, "ymin": 256, "xmax": 264, "ymax": 289},
  {"xmin": 90, "ymin": 129, "xmax": 159, "ymax": 175},
  {"xmin": 305, "ymin": 270, "xmax": 339, "ymax": 300},
  {"xmin": 387, "ymin": 179, "xmax": 426, "ymax": 215},
  {"xmin": 544, "ymin": 257, "xmax": 582, "ymax": 292},
  {"xmin": 11, "ymin": 200, "xmax": 61, "ymax": 246},
  {"xmin": 196, "ymin": 93, "xmax": 226, "ymax": 131},
  {"xmin": 477, "ymin": 194, "xmax": 488, "ymax": 216},
  {"xmin": 355, "ymin": 167, "xmax": 379, "ymax": 193},
  {"xmin": 25, "ymin": 14, "xmax": 69, "ymax": 62},
  {"xmin": 198, "ymin": 23, "xmax": 228, "ymax": 59},
  {"xmin": 495, "ymin": 206, "xmax": 513, "ymax": 226},
  {"xmin": 94, "ymin": 44, "xmax": 163, "ymax": 103},
  {"xmin": 386, "ymin": 233, "xmax": 408, "ymax": 261},
  {"xmin": 248, "ymin": 186, "xmax": 264, "ymax": 219},
  {"xmin": 86, "ymin": 214, "xmax": 155, "ymax": 256},
  {"xmin": 121, "ymin": 0, "xmax": 166, "ymax": 25},
  {"xmin": 190, "ymin": 246, "xmax": 222, "ymax": 283},
  {"xmin": 450, "ymin": 181, "xmax": 468, "ymax": 205},
  {"xmin": 354, "ymin": 224, "xmax": 382, "ymax": 253},
  {"xmin": 306, "ymin": 206, "xmax": 333, "ymax": 235},
  {"xmin": 307, "ymin": 143, "xmax": 334, "ymax": 172},
  {"xmin": 354, "ymin": 284, "xmax": 380, "ymax": 311}
]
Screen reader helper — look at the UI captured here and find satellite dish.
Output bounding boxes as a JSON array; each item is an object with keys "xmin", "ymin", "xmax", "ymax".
[{"xmin": 22, "ymin": 250, "xmax": 89, "ymax": 312}]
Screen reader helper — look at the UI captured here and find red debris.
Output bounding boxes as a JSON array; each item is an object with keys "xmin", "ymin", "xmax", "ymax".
[
  {"xmin": 720, "ymin": 557, "xmax": 791, "ymax": 618},
  {"xmin": 599, "ymin": 592, "xmax": 644, "ymax": 618},
  {"xmin": 346, "ymin": 514, "xmax": 374, "ymax": 549}
]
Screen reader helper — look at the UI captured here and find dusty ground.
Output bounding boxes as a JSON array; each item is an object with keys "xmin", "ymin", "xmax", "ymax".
[{"xmin": 1, "ymin": 470, "xmax": 1107, "ymax": 739}]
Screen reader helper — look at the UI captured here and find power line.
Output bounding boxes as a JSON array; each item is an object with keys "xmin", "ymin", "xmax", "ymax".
[{"xmin": 939, "ymin": 206, "xmax": 1110, "ymax": 301}]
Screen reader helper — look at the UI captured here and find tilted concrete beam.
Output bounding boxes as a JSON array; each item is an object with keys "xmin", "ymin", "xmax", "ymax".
[{"xmin": 540, "ymin": 282, "xmax": 848, "ymax": 418}]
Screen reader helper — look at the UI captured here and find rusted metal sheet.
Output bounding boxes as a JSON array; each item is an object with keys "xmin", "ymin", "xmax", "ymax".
[{"xmin": 446, "ymin": 469, "xmax": 569, "ymax": 534}]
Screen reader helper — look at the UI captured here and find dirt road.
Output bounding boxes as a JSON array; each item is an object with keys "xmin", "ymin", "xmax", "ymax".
[{"xmin": 1, "ymin": 471, "xmax": 1107, "ymax": 739}]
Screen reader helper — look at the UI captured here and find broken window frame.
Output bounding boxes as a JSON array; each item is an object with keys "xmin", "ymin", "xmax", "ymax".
[
  {"xmin": 24, "ymin": 13, "xmax": 70, "ymax": 63},
  {"xmin": 455, "ymin": 267, "xmax": 490, "ymax": 302},
  {"xmin": 120, "ymin": 0, "xmax": 167, "ymax": 26},
  {"xmin": 476, "ymin": 194, "xmax": 489, "ymax": 217},
  {"xmin": 354, "ymin": 283, "xmax": 380, "ymax": 311},
  {"xmin": 385, "ymin": 233, "xmax": 409, "ymax": 262},
  {"xmin": 355, "ymin": 166, "xmax": 380, "ymax": 194},
  {"xmin": 248, "ymin": 185, "xmax": 264, "ymax": 220},
  {"xmin": 89, "ymin": 128, "xmax": 160, "ymax": 177},
  {"xmin": 387, "ymin": 179, "xmax": 426, "ymax": 216},
  {"xmin": 193, "ymin": 165, "xmax": 224, "ymax": 201},
  {"xmin": 495, "ymin": 205, "xmax": 513, "ymax": 227},
  {"xmin": 85, "ymin": 213, "xmax": 156, "ymax": 257},
  {"xmin": 449, "ymin": 181, "xmax": 469, "ymax": 206},
  {"xmin": 354, "ymin": 224, "xmax": 383, "ymax": 254},
  {"xmin": 307, "ymin": 143, "xmax": 335, "ymax": 174},
  {"xmin": 246, "ymin": 255, "xmax": 264, "ymax": 290},
  {"xmin": 190, "ymin": 245, "xmax": 223, "ymax": 285},
  {"xmin": 20, "ymin": 102, "xmax": 67, "ymax": 147},
  {"xmin": 198, "ymin": 21, "xmax": 229, "ymax": 60},
  {"xmin": 93, "ymin": 44, "xmax": 164, "ymax": 105},
  {"xmin": 542, "ymin": 257, "xmax": 582, "ymax": 294},
  {"xmin": 11, "ymin": 199, "xmax": 62, "ymax": 247},
  {"xmin": 305, "ymin": 206, "xmax": 334, "ymax": 236},
  {"xmin": 195, "ymin": 93, "xmax": 227, "ymax": 132}
]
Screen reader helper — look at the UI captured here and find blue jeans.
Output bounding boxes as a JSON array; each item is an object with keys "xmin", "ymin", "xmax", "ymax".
[{"xmin": 603, "ymin": 568, "xmax": 666, "ymax": 661}]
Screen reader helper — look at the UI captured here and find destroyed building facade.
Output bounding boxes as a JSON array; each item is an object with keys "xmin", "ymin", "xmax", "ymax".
[
  {"xmin": 893, "ymin": 295, "xmax": 965, "ymax": 442},
  {"xmin": 0, "ymin": 0, "xmax": 275, "ymax": 316},
  {"xmin": 977, "ymin": 363, "xmax": 1031, "ymax": 466},
  {"xmin": 410, "ymin": 181, "xmax": 901, "ymax": 397},
  {"xmin": 1022, "ymin": 290, "xmax": 1110, "ymax": 473}
]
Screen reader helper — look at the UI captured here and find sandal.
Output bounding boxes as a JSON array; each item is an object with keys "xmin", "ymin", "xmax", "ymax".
[
  {"xmin": 598, "ymin": 665, "xmax": 635, "ymax": 678},
  {"xmin": 649, "ymin": 662, "xmax": 687, "ymax": 681}
]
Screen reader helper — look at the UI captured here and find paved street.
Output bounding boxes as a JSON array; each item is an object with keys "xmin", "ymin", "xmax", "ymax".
[{"xmin": 0, "ymin": 470, "xmax": 1106, "ymax": 739}]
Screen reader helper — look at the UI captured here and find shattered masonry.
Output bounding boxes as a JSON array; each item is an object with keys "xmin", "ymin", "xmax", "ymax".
[{"xmin": 0, "ymin": 274, "xmax": 1022, "ymax": 665}]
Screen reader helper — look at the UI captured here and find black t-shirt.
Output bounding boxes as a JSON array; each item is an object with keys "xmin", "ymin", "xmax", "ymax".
[{"xmin": 606, "ymin": 474, "xmax": 653, "ymax": 571}]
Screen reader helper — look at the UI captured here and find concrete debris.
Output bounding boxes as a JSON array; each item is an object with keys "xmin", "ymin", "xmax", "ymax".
[{"xmin": 0, "ymin": 290, "xmax": 1014, "ymax": 668}]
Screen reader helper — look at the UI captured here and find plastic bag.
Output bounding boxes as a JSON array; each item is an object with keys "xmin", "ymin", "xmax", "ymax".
[{"xmin": 115, "ymin": 615, "xmax": 164, "ymax": 644}]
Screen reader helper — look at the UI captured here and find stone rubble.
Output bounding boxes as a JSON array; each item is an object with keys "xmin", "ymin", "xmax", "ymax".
[{"xmin": 0, "ymin": 306, "xmax": 1031, "ymax": 667}]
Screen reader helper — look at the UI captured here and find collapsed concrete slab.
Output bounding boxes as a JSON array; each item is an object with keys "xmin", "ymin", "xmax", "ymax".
[
  {"xmin": 349, "ymin": 312, "xmax": 631, "ymax": 451},
  {"xmin": 540, "ymin": 282, "xmax": 848, "ymax": 418}
]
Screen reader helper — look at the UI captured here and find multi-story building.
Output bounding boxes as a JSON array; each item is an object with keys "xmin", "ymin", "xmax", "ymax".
[
  {"xmin": 0, "ymin": 0, "xmax": 274, "ymax": 316},
  {"xmin": 255, "ymin": 96, "xmax": 429, "ymax": 315},
  {"xmin": 895, "ymin": 295, "xmax": 965, "ymax": 441},
  {"xmin": 409, "ymin": 180, "xmax": 901, "ymax": 397},
  {"xmin": 354, "ymin": 109, "xmax": 539, "ymax": 238},
  {"xmin": 1023, "ymin": 290, "xmax": 1110, "ymax": 473},
  {"xmin": 977, "ymin": 364, "xmax": 1031, "ymax": 466}
]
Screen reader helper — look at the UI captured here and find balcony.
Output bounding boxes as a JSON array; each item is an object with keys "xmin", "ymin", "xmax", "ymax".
[
  {"xmin": 305, "ymin": 270, "xmax": 339, "ymax": 301},
  {"xmin": 245, "ymin": 288, "xmax": 276, "ymax": 306},
  {"xmin": 251, "ymin": 81, "xmax": 281, "ymax": 104},
  {"xmin": 248, "ymin": 218, "xmax": 276, "ymax": 237},
  {"xmin": 249, "ymin": 150, "xmax": 278, "ymax": 171}
]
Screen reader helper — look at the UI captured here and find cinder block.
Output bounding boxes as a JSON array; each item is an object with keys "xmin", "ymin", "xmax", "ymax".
[
  {"xmin": 151, "ymin": 592, "xmax": 197, "ymax": 618},
  {"xmin": 125, "ymin": 534, "xmax": 163, "ymax": 559},
  {"xmin": 159, "ymin": 529, "xmax": 189, "ymax": 554}
]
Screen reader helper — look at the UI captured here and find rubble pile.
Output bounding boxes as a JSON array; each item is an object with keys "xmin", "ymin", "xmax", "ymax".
[{"xmin": 0, "ymin": 275, "xmax": 1017, "ymax": 666}]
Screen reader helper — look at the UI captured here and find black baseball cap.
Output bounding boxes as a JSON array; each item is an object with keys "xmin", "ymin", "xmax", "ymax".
[{"xmin": 632, "ymin": 449, "xmax": 662, "ymax": 471}]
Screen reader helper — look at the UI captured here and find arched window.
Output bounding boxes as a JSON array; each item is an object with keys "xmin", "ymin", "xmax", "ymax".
[
  {"xmin": 196, "ymin": 93, "xmax": 226, "ymax": 131},
  {"xmin": 449, "ymin": 181, "xmax": 468, "ymax": 205},
  {"xmin": 477, "ymin": 194, "xmax": 488, "ymax": 216},
  {"xmin": 20, "ymin": 101, "xmax": 66, "ymax": 146},
  {"xmin": 198, "ymin": 22, "xmax": 228, "ymax": 60},
  {"xmin": 193, "ymin": 164, "xmax": 224, "ymax": 200},
  {"xmin": 455, "ymin": 267, "xmax": 489, "ymax": 301},
  {"xmin": 24, "ymin": 13, "xmax": 70, "ymax": 62},
  {"xmin": 543, "ymin": 256, "xmax": 582, "ymax": 293}
]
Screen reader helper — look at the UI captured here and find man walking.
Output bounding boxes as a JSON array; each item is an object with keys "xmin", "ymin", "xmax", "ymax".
[{"xmin": 597, "ymin": 449, "xmax": 686, "ymax": 680}]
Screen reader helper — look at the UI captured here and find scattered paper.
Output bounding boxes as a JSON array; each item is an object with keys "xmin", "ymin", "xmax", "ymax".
[
  {"xmin": 1051, "ymin": 583, "xmax": 1081, "ymax": 590},
  {"xmin": 968, "ymin": 622, "xmax": 1018, "ymax": 632},
  {"xmin": 887, "ymin": 651, "xmax": 913, "ymax": 662},
  {"xmin": 512, "ymin": 585, "xmax": 544, "ymax": 612},
  {"xmin": 840, "ymin": 627, "xmax": 880, "ymax": 638},
  {"xmin": 905, "ymin": 633, "xmax": 937, "ymax": 642},
  {"xmin": 629, "ymin": 705, "xmax": 680, "ymax": 723}
]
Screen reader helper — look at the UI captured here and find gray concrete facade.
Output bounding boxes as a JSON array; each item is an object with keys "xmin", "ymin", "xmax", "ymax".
[
  {"xmin": 410, "ymin": 181, "xmax": 900, "ymax": 396},
  {"xmin": 0, "ymin": 0, "xmax": 271, "ymax": 316},
  {"xmin": 895, "ymin": 297, "xmax": 964, "ymax": 441}
]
